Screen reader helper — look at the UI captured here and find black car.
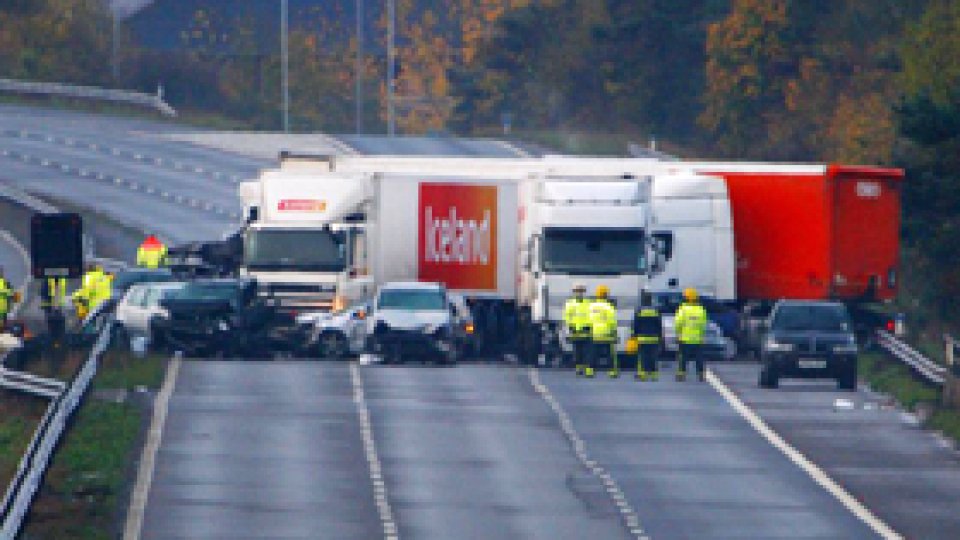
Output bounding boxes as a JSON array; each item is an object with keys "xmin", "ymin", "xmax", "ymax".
[
  {"xmin": 155, "ymin": 279, "xmax": 279, "ymax": 357},
  {"xmin": 111, "ymin": 267, "xmax": 175, "ymax": 298},
  {"xmin": 758, "ymin": 300, "xmax": 858, "ymax": 390}
]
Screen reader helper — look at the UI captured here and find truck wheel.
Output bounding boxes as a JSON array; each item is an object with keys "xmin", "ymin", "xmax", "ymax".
[
  {"xmin": 759, "ymin": 363, "xmax": 779, "ymax": 389},
  {"xmin": 837, "ymin": 364, "xmax": 857, "ymax": 391}
]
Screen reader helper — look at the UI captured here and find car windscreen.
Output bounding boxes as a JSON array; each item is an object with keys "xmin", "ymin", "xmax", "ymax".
[
  {"xmin": 542, "ymin": 228, "xmax": 645, "ymax": 275},
  {"xmin": 378, "ymin": 289, "xmax": 446, "ymax": 311},
  {"xmin": 170, "ymin": 283, "xmax": 242, "ymax": 307},
  {"xmin": 244, "ymin": 229, "xmax": 346, "ymax": 271},
  {"xmin": 114, "ymin": 270, "xmax": 174, "ymax": 292},
  {"xmin": 772, "ymin": 304, "xmax": 852, "ymax": 332}
]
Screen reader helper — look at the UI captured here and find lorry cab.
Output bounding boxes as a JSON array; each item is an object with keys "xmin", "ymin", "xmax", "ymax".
[
  {"xmin": 519, "ymin": 176, "xmax": 653, "ymax": 357},
  {"xmin": 238, "ymin": 171, "xmax": 374, "ymax": 313}
]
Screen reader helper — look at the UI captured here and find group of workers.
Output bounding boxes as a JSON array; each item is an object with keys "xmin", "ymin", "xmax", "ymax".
[
  {"xmin": 563, "ymin": 284, "xmax": 708, "ymax": 381},
  {"xmin": 16, "ymin": 234, "xmax": 168, "ymax": 330}
]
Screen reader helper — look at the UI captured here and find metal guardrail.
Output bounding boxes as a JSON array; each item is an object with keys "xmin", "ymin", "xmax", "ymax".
[
  {"xmin": 0, "ymin": 320, "xmax": 112, "ymax": 538},
  {"xmin": 0, "ymin": 78, "xmax": 176, "ymax": 117},
  {"xmin": 876, "ymin": 329, "xmax": 947, "ymax": 386}
]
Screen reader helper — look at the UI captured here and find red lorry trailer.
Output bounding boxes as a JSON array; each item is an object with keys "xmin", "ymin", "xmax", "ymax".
[{"xmin": 685, "ymin": 164, "xmax": 904, "ymax": 303}]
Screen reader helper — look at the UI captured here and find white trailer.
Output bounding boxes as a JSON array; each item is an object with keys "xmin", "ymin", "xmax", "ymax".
[{"xmin": 239, "ymin": 154, "xmax": 737, "ymax": 358}]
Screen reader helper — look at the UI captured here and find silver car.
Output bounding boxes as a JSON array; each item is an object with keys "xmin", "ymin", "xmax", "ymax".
[
  {"xmin": 366, "ymin": 282, "xmax": 458, "ymax": 365},
  {"xmin": 298, "ymin": 303, "xmax": 369, "ymax": 359},
  {"xmin": 113, "ymin": 282, "xmax": 185, "ymax": 349}
]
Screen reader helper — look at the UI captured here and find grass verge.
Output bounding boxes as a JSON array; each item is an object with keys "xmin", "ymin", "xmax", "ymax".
[
  {"xmin": 17, "ymin": 350, "xmax": 167, "ymax": 539},
  {"xmin": 859, "ymin": 352, "xmax": 960, "ymax": 445}
]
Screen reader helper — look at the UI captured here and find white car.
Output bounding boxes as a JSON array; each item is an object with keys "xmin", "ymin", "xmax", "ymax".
[
  {"xmin": 113, "ymin": 282, "xmax": 185, "ymax": 348},
  {"xmin": 366, "ymin": 282, "xmax": 458, "ymax": 365},
  {"xmin": 298, "ymin": 303, "xmax": 369, "ymax": 359}
]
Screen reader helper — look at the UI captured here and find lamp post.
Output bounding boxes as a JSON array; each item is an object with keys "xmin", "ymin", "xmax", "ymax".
[
  {"xmin": 387, "ymin": 0, "xmax": 396, "ymax": 137},
  {"xmin": 356, "ymin": 0, "xmax": 364, "ymax": 134},
  {"xmin": 281, "ymin": 0, "xmax": 290, "ymax": 132}
]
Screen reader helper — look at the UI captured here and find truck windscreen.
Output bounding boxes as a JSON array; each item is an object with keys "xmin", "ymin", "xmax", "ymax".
[
  {"xmin": 542, "ymin": 228, "xmax": 645, "ymax": 275},
  {"xmin": 244, "ymin": 229, "xmax": 346, "ymax": 272}
]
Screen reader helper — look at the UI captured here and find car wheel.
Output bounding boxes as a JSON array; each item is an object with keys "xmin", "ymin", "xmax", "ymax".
[
  {"xmin": 837, "ymin": 363, "xmax": 857, "ymax": 391},
  {"xmin": 319, "ymin": 332, "xmax": 348, "ymax": 360}
]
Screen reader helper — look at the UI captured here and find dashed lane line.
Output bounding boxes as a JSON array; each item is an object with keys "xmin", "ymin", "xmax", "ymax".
[
  {"xmin": 705, "ymin": 370, "xmax": 902, "ymax": 539},
  {"xmin": 0, "ymin": 148, "xmax": 237, "ymax": 218},
  {"xmin": 0, "ymin": 128, "xmax": 245, "ymax": 186},
  {"xmin": 527, "ymin": 368, "xmax": 649, "ymax": 539},
  {"xmin": 350, "ymin": 362, "xmax": 399, "ymax": 540},
  {"xmin": 123, "ymin": 356, "xmax": 182, "ymax": 540}
]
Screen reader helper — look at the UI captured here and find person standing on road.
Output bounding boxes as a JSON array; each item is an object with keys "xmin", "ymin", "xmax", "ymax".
[
  {"xmin": 136, "ymin": 234, "xmax": 168, "ymax": 268},
  {"xmin": 675, "ymin": 287, "xmax": 708, "ymax": 382},
  {"xmin": 632, "ymin": 288, "xmax": 663, "ymax": 381},
  {"xmin": 588, "ymin": 285, "xmax": 619, "ymax": 378},
  {"xmin": 0, "ymin": 267, "xmax": 16, "ymax": 328},
  {"xmin": 564, "ymin": 283, "xmax": 592, "ymax": 376}
]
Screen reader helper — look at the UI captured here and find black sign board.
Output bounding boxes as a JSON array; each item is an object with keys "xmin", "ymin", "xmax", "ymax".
[{"xmin": 30, "ymin": 213, "xmax": 83, "ymax": 279}]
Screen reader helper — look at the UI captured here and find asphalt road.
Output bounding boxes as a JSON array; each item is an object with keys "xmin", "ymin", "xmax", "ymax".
[{"xmin": 711, "ymin": 362, "xmax": 960, "ymax": 540}]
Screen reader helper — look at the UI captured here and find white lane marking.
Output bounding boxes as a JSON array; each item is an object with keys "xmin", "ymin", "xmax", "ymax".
[
  {"xmin": 350, "ymin": 362, "xmax": 399, "ymax": 540},
  {"xmin": 123, "ymin": 356, "xmax": 182, "ymax": 540},
  {"xmin": 705, "ymin": 370, "xmax": 902, "ymax": 539},
  {"xmin": 527, "ymin": 368, "xmax": 646, "ymax": 539}
]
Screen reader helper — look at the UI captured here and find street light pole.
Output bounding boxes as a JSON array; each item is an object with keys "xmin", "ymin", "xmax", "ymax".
[
  {"xmin": 387, "ymin": 0, "xmax": 396, "ymax": 137},
  {"xmin": 112, "ymin": 10, "xmax": 119, "ymax": 82},
  {"xmin": 281, "ymin": 0, "xmax": 290, "ymax": 133},
  {"xmin": 355, "ymin": 0, "xmax": 364, "ymax": 134}
]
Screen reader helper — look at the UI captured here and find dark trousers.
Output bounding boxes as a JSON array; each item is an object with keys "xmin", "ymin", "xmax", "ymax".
[
  {"xmin": 570, "ymin": 337, "xmax": 590, "ymax": 367},
  {"xmin": 639, "ymin": 343, "xmax": 660, "ymax": 373},
  {"xmin": 591, "ymin": 341, "xmax": 616, "ymax": 371},
  {"xmin": 678, "ymin": 343, "xmax": 704, "ymax": 375}
]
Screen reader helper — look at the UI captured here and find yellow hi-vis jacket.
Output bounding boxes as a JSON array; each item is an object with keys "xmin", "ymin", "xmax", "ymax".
[
  {"xmin": 675, "ymin": 302, "xmax": 708, "ymax": 344},
  {"xmin": 42, "ymin": 277, "xmax": 68, "ymax": 309},
  {"xmin": 136, "ymin": 240, "xmax": 167, "ymax": 268},
  {"xmin": 0, "ymin": 278, "xmax": 13, "ymax": 315},
  {"xmin": 563, "ymin": 297, "xmax": 592, "ymax": 339},
  {"xmin": 73, "ymin": 270, "xmax": 109, "ymax": 309},
  {"xmin": 589, "ymin": 299, "xmax": 618, "ymax": 343}
]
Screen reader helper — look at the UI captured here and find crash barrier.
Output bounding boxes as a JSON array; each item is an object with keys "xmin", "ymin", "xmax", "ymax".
[
  {"xmin": 0, "ymin": 320, "xmax": 111, "ymax": 539},
  {"xmin": 0, "ymin": 78, "xmax": 176, "ymax": 117},
  {"xmin": 876, "ymin": 329, "xmax": 947, "ymax": 386}
]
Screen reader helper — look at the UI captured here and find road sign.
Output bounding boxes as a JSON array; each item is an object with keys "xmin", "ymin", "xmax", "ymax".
[{"xmin": 30, "ymin": 213, "xmax": 83, "ymax": 279}]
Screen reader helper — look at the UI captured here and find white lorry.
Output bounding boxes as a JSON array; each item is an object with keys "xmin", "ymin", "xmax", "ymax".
[
  {"xmin": 237, "ymin": 169, "xmax": 374, "ymax": 312},
  {"xmin": 239, "ymin": 154, "xmax": 736, "ymax": 360}
]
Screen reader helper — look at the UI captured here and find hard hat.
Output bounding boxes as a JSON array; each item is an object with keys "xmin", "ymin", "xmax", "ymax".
[
  {"xmin": 595, "ymin": 285, "xmax": 610, "ymax": 298},
  {"xmin": 573, "ymin": 283, "xmax": 587, "ymax": 293},
  {"xmin": 683, "ymin": 287, "xmax": 698, "ymax": 302}
]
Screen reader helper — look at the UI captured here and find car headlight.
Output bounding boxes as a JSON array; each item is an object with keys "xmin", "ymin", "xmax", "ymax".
[{"xmin": 764, "ymin": 337, "xmax": 794, "ymax": 353}]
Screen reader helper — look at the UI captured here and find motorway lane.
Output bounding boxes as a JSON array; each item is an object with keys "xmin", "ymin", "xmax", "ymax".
[
  {"xmin": 712, "ymin": 362, "xmax": 960, "ymax": 539},
  {"xmin": 537, "ymin": 366, "xmax": 880, "ymax": 539},
  {"xmin": 362, "ymin": 365, "xmax": 629, "ymax": 540},
  {"xmin": 141, "ymin": 362, "xmax": 383, "ymax": 540}
]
